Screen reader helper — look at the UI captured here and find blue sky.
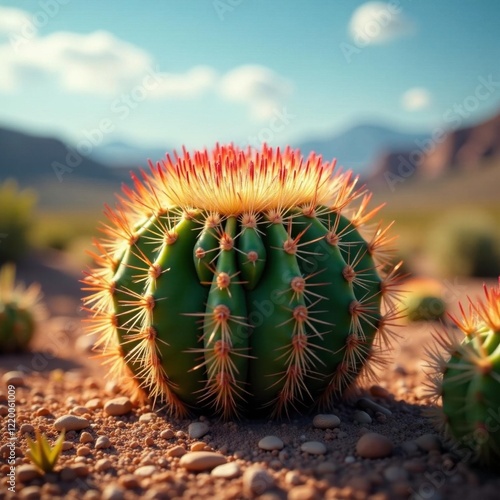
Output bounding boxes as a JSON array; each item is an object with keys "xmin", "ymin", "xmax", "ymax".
[{"xmin": 1, "ymin": 0, "xmax": 500, "ymax": 151}]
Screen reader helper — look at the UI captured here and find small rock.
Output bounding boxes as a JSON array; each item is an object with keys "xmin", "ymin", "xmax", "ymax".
[
  {"xmin": 20, "ymin": 424, "xmax": 35, "ymax": 434},
  {"xmin": 243, "ymin": 466, "xmax": 275, "ymax": 496},
  {"xmin": 258, "ymin": 435, "xmax": 284, "ymax": 451},
  {"xmin": 19, "ymin": 486, "xmax": 41, "ymax": 500},
  {"xmin": 71, "ymin": 405, "xmax": 90, "ymax": 416},
  {"xmin": 312, "ymin": 414, "xmax": 341, "ymax": 429},
  {"xmin": 188, "ymin": 421, "xmax": 209, "ymax": 439},
  {"xmin": 416, "ymin": 434, "xmax": 442, "ymax": 452},
  {"xmin": 104, "ymin": 397, "xmax": 132, "ymax": 416},
  {"xmin": 102, "ymin": 484, "xmax": 125, "ymax": 500},
  {"xmin": 353, "ymin": 410, "xmax": 372, "ymax": 424},
  {"xmin": 95, "ymin": 436, "xmax": 112, "ymax": 449},
  {"xmin": 160, "ymin": 429, "xmax": 174, "ymax": 439},
  {"xmin": 356, "ymin": 397, "xmax": 392, "ymax": 417},
  {"xmin": 401, "ymin": 440, "xmax": 419, "ymax": 455},
  {"xmin": 369, "ymin": 385, "xmax": 391, "ymax": 399},
  {"xmin": 190, "ymin": 441, "xmax": 207, "ymax": 451},
  {"xmin": 316, "ymin": 462, "xmax": 337, "ymax": 474},
  {"xmin": 179, "ymin": 451, "xmax": 227, "ymax": 471},
  {"xmin": 301, "ymin": 441, "xmax": 327, "ymax": 455},
  {"xmin": 95, "ymin": 458, "xmax": 113, "ymax": 472},
  {"xmin": 85, "ymin": 398, "xmax": 102, "ymax": 410},
  {"xmin": 17, "ymin": 464, "xmax": 41, "ymax": 483},
  {"xmin": 77, "ymin": 446, "xmax": 91, "ymax": 457},
  {"xmin": 135, "ymin": 465, "xmax": 157, "ymax": 477},
  {"xmin": 2, "ymin": 370, "xmax": 25, "ymax": 386},
  {"xmin": 119, "ymin": 475, "xmax": 140, "ymax": 489},
  {"xmin": 211, "ymin": 462, "xmax": 241, "ymax": 479},
  {"xmin": 167, "ymin": 445, "xmax": 187, "ymax": 458},
  {"xmin": 285, "ymin": 470, "xmax": 301, "ymax": 485},
  {"xmin": 72, "ymin": 463, "xmax": 90, "ymax": 477},
  {"xmin": 384, "ymin": 465, "xmax": 409, "ymax": 482},
  {"xmin": 59, "ymin": 467, "xmax": 77, "ymax": 482},
  {"xmin": 139, "ymin": 412, "xmax": 156, "ymax": 422},
  {"xmin": 80, "ymin": 432, "xmax": 94, "ymax": 444},
  {"xmin": 62, "ymin": 441, "xmax": 74, "ymax": 451},
  {"xmin": 54, "ymin": 415, "xmax": 90, "ymax": 432},
  {"xmin": 288, "ymin": 485, "xmax": 319, "ymax": 500},
  {"xmin": 356, "ymin": 432, "xmax": 393, "ymax": 459}
]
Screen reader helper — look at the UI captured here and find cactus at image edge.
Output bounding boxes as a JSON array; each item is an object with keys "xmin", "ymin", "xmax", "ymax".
[
  {"xmin": 0, "ymin": 263, "xmax": 44, "ymax": 353},
  {"xmin": 82, "ymin": 145, "xmax": 402, "ymax": 418},
  {"xmin": 427, "ymin": 279, "xmax": 500, "ymax": 467}
]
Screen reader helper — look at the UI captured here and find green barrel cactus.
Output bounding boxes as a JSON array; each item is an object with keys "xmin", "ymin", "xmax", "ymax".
[
  {"xmin": 427, "ymin": 279, "xmax": 500, "ymax": 467},
  {"xmin": 0, "ymin": 263, "xmax": 43, "ymax": 353},
  {"xmin": 82, "ymin": 145, "xmax": 401, "ymax": 418}
]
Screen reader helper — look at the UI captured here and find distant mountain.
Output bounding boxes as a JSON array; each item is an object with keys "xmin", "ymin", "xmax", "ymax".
[
  {"xmin": 370, "ymin": 110, "xmax": 500, "ymax": 184},
  {"xmin": 0, "ymin": 126, "xmax": 122, "ymax": 185},
  {"xmin": 297, "ymin": 124, "xmax": 429, "ymax": 174},
  {"xmin": 88, "ymin": 140, "xmax": 172, "ymax": 169}
]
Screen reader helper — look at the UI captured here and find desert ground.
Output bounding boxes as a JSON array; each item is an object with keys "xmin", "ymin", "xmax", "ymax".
[{"xmin": 1, "ymin": 249, "xmax": 499, "ymax": 500}]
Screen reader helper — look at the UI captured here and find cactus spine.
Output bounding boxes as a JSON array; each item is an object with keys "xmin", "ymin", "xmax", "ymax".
[
  {"xmin": 427, "ymin": 279, "xmax": 500, "ymax": 467},
  {"xmin": 0, "ymin": 263, "xmax": 43, "ymax": 353},
  {"xmin": 83, "ymin": 145, "xmax": 401, "ymax": 418}
]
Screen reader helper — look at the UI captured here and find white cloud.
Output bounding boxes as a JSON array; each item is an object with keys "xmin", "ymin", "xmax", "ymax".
[
  {"xmin": 0, "ymin": 7, "xmax": 34, "ymax": 38},
  {"xmin": 150, "ymin": 66, "xmax": 218, "ymax": 99},
  {"xmin": 348, "ymin": 1, "xmax": 415, "ymax": 45},
  {"xmin": 219, "ymin": 65, "xmax": 293, "ymax": 120},
  {"xmin": 0, "ymin": 27, "xmax": 291, "ymax": 119},
  {"xmin": 401, "ymin": 87, "xmax": 431, "ymax": 111}
]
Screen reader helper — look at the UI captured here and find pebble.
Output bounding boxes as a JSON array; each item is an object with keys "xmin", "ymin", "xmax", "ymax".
[
  {"xmin": 80, "ymin": 431, "xmax": 94, "ymax": 444},
  {"xmin": 2, "ymin": 371, "xmax": 25, "ymax": 386},
  {"xmin": 160, "ymin": 429, "xmax": 174, "ymax": 439},
  {"xmin": 354, "ymin": 410, "xmax": 372, "ymax": 424},
  {"xmin": 384, "ymin": 465, "xmax": 409, "ymax": 482},
  {"xmin": 356, "ymin": 433, "xmax": 393, "ymax": 459},
  {"xmin": 243, "ymin": 466, "xmax": 275, "ymax": 496},
  {"xmin": 369, "ymin": 385, "xmax": 391, "ymax": 399},
  {"xmin": 17, "ymin": 464, "xmax": 41, "ymax": 483},
  {"xmin": 19, "ymin": 486, "xmax": 41, "ymax": 500},
  {"xmin": 312, "ymin": 414, "xmax": 341, "ymax": 429},
  {"xmin": 190, "ymin": 441, "xmax": 207, "ymax": 451},
  {"xmin": 95, "ymin": 436, "xmax": 112, "ymax": 449},
  {"xmin": 179, "ymin": 451, "xmax": 227, "ymax": 471},
  {"xmin": 288, "ymin": 485, "xmax": 319, "ymax": 500},
  {"xmin": 59, "ymin": 467, "xmax": 77, "ymax": 482},
  {"xmin": 20, "ymin": 424, "xmax": 35, "ymax": 434},
  {"xmin": 139, "ymin": 412, "xmax": 156, "ymax": 423},
  {"xmin": 73, "ymin": 464, "xmax": 90, "ymax": 477},
  {"xmin": 167, "ymin": 445, "xmax": 187, "ymax": 458},
  {"xmin": 135, "ymin": 465, "xmax": 158, "ymax": 477},
  {"xmin": 85, "ymin": 398, "xmax": 102, "ymax": 410},
  {"xmin": 285, "ymin": 470, "xmax": 301, "ymax": 485},
  {"xmin": 62, "ymin": 441, "xmax": 74, "ymax": 451},
  {"xmin": 102, "ymin": 484, "xmax": 125, "ymax": 500},
  {"xmin": 211, "ymin": 462, "xmax": 241, "ymax": 479},
  {"xmin": 104, "ymin": 397, "xmax": 132, "ymax": 416},
  {"xmin": 258, "ymin": 435, "xmax": 284, "ymax": 451},
  {"xmin": 188, "ymin": 421, "xmax": 209, "ymax": 439},
  {"xmin": 119, "ymin": 475, "xmax": 140, "ymax": 489},
  {"xmin": 416, "ymin": 434, "xmax": 442, "ymax": 452},
  {"xmin": 72, "ymin": 405, "xmax": 90, "ymax": 416},
  {"xmin": 316, "ymin": 462, "xmax": 337, "ymax": 474},
  {"xmin": 356, "ymin": 397, "xmax": 392, "ymax": 417},
  {"xmin": 95, "ymin": 458, "xmax": 113, "ymax": 472},
  {"xmin": 301, "ymin": 441, "xmax": 327, "ymax": 455},
  {"xmin": 54, "ymin": 415, "xmax": 90, "ymax": 431},
  {"xmin": 77, "ymin": 446, "xmax": 91, "ymax": 457}
]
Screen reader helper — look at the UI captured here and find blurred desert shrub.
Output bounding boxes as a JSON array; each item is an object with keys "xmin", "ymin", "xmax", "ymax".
[
  {"xmin": 398, "ymin": 277, "xmax": 447, "ymax": 323},
  {"xmin": 426, "ymin": 210, "xmax": 500, "ymax": 277},
  {"xmin": 0, "ymin": 180, "xmax": 37, "ymax": 263}
]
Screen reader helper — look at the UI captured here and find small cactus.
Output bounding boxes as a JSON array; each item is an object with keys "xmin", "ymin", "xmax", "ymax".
[
  {"xmin": 82, "ymin": 145, "xmax": 402, "ymax": 418},
  {"xmin": 0, "ymin": 263, "xmax": 43, "ymax": 353},
  {"xmin": 427, "ymin": 279, "xmax": 500, "ymax": 467}
]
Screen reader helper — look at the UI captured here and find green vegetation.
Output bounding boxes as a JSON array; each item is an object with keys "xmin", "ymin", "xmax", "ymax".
[
  {"xmin": 26, "ymin": 430, "xmax": 65, "ymax": 473},
  {"xmin": 0, "ymin": 180, "xmax": 37, "ymax": 263},
  {"xmin": 0, "ymin": 263, "xmax": 44, "ymax": 353}
]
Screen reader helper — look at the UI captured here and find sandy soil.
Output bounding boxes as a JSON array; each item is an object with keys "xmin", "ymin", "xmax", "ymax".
[{"xmin": 1, "ymin": 251, "xmax": 499, "ymax": 500}]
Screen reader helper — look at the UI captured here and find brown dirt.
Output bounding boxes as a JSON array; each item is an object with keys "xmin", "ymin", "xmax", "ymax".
[{"xmin": 1, "ymin": 251, "xmax": 500, "ymax": 500}]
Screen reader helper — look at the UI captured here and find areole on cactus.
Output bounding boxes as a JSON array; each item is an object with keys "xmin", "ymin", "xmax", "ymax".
[
  {"xmin": 82, "ymin": 144, "xmax": 402, "ymax": 419},
  {"xmin": 427, "ymin": 279, "xmax": 500, "ymax": 467}
]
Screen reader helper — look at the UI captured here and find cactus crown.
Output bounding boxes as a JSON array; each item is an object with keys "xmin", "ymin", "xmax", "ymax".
[
  {"xmin": 426, "ymin": 279, "xmax": 500, "ymax": 466},
  {"xmin": 83, "ymin": 144, "xmax": 402, "ymax": 419}
]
